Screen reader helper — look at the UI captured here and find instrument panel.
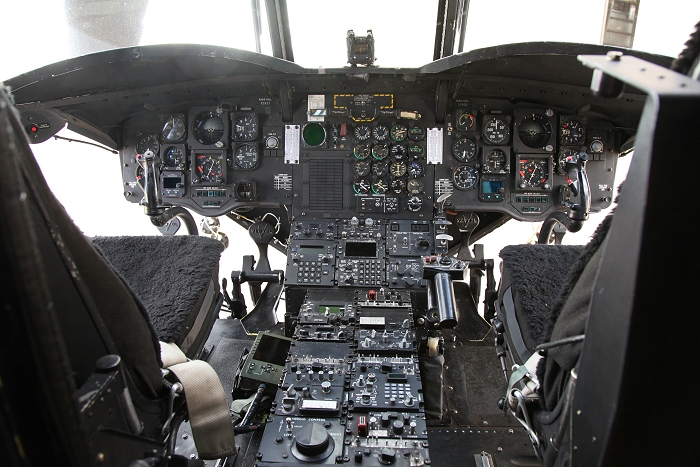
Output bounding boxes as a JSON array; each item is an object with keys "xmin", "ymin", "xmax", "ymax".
[{"xmin": 121, "ymin": 94, "xmax": 618, "ymax": 222}]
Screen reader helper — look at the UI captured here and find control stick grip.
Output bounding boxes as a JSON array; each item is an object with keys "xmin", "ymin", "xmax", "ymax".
[
  {"xmin": 239, "ymin": 270, "xmax": 284, "ymax": 284},
  {"xmin": 432, "ymin": 272, "xmax": 458, "ymax": 328}
]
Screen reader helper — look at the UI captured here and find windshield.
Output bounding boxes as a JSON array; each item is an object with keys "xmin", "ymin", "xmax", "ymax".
[{"xmin": 2, "ymin": 0, "xmax": 699, "ymax": 81}]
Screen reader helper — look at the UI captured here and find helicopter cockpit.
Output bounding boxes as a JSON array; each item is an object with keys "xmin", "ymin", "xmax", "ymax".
[{"xmin": 2, "ymin": 2, "xmax": 699, "ymax": 467}]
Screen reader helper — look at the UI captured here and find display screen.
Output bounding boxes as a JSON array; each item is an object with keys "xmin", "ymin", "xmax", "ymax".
[
  {"xmin": 353, "ymin": 43, "xmax": 369, "ymax": 54},
  {"xmin": 345, "ymin": 242, "xmax": 377, "ymax": 257},
  {"xmin": 317, "ymin": 305, "xmax": 343, "ymax": 314},
  {"xmin": 252, "ymin": 334, "xmax": 291, "ymax": 366},
  {"xmin": 482, "ymin": 180, "xmax": 503, "ymax": 194},
  {"xmin": 163, "ymin": 177, "xmax": 180, "ymax": 189}
]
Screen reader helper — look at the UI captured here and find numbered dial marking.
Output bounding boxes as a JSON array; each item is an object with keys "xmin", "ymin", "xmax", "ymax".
[
  {"xmin": 137, "ymin": 135, "xmax": 159, "ymax": 155},
  {"xmin": 373, "ymin": 125, "xmax": 389, "ymax": 141},
  {"xmin": 452, "ymin": 137, "xmax": 477, "ymax": 162},
  {"xmin": 407, "ymin": 161, "xmax": 424, "ymax": 178},
  {"xmin": 390, "ymin": 178, "xmax": 407, "ymax": 194},
  {"xmin": 484, "ymin": 148, "xmax": 508, "ymax": 173},
  {"xmin": 232, "ymin": 114, "xmax": 258, "ymax": 141},
  {"xmin": 234, "ymin": 144, "xmax": 259, "ymax": 169},
  {"xmin": 407, "ymin": 179, "xmax": 424, "ymax": 195},
  {"xmin": 192, "ymin": 111, "xmax": 225, "ymax": 146},
  {"xmin": 390, "ymin": 124, "xmax": 408, "ymax": 142},
  {"xmin": 354, "ymin": 125, "xmax": 371, "ymax": 141},
  {"xmin": 518, "ymin": 158, "xmax": 550, "ymax": 188},
  {"xmin": 390, "ymin": 144, "xmax": 407, "ymax": 160},
  {"xmin": 194, "ymin": 152, "xmax": 225, "ymax": 183},
  {"xmin": 353, "ymin": 177, "xmax": 372, "ymax": 194},
  {"xmin": 390, "ymin": 161, "xmax": 407, "ymax": 177},
  {"xmin": 372, "ymin": 161, "xmax": 389, "ymax": 177},
  {"xmin": 452, "ymin": 165, "xmax": 479, "ymax": 190},
  {"xmin": 408, "ymin": 126, "xmax": 425, "ymax": 141},
  {"xmin": 408, "ymin": 143, "xmax": 424, "ymax": 157},
  {"xmin": 354, "ymin": 143, "xmax": 371, "ymax": 160},
  {"xmin": 161, "ymin": 115, "xmax": 186, "ymax": 142},
  {"xmin": 557, "ymin": 148, "xmax": 583, "ymax": 175},
  {"xmin": 354, "ymin": 161, "xmax": 371, "ymax": 177},
  {"xmin": 372, "ymin": 143, "xmax": 389, "ymax": 160},
  {"xmin": 372, "ymin": 178, "xmax": 389, "ymax": 194},
  {"xmin": 456, "ymin": 111, "xmax": 477, "ymax": 131},
  {"xmin": 560, "ymin": 118, "xmax": 585, "ymax": 145},
  {"xmin": 163, "ymin": 146, "xmax": 185, "ymax": 168},
  {"xmin": 483, "ymin": 116, "xmax": 510, "ymax": 144}
]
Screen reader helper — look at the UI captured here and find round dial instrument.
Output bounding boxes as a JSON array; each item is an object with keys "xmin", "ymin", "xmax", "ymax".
[
  {"xmin": 452, "ymin": 165, "xmax": 479, "ymax": 190},
  {"xmin": 390, "ymin": 144, "xmax": 407, "ymax": 160},
  {"xmin": 163, "ymin": 146, "xmax": 185, "ymax": 168},
  {"xmin": 372, "ymin": 178, "xmax": 389, "ymax": 194},
  {"xmin": 390, "ymin": 161, "xmax": 407, "ymax": 177},
  {"xmin": 354, "ymin": 143, "xmax": 371, "ymax": 160},
  {"xmin": 518, "ymin": 113, "xmax": 552, "ymax": 148},
  {"xmin": 161, "ymin": 115, "xmax": 186, "ymax": 142},
  {"xmin": 194, "ymin": 152, "xmax": 225, "ymax": 183},
  {"xmin": 354, "ymin": 161, "xmax": 371, "ymax": 177},
  {"xmin": 135, "ymin": 165, "xmax": 145, "ymax": 188},
  {"xmin": 390, "ymin": 124, "xmax": 408, "ymax": 142},
  {"xmin": 353, "ymin": 177, "xmax": 371, "ymax": 194},
  {"xmin": 519, "ymin": 158, "xmax": 549, "ymax": 188},
  {"xmin": 192, "ymin": 111, "xmax": 225, "ymax": 146},
  {"xmin": 407, "ymin": 161, "xmax": 424, "ymax": 178},
  {"xmin": 407, "ymin": 179, "xmax": 424, "ymax": 195},
  {"xmin": 483, "ymin": 116, "xmax": 510, "ymax": 144},
  {"xmin": 407, "ymin": 196, "xmax": 423, "ymax": 212},
  {"xmin": 484, "ymin": 148, "xmax": 508, "ymax": 173},
  {"xmin": 137, "ymin": 135, "xmax": 159, "ymax": 155},
  {"xmin": 372, "ymin": 125, "xmax": 389, "ymax": 141},
  {"xmin": 560, "ymin": 118, "xmax": 584, "ymax": 145},
  {"xmin": 452, "ymin": 137, "xmax": 477, "ymax": 162},
  {"xmin": 408, "ymin": 143, "xmax": 424, "ymax": 158},
  {"xmin": 232, "ymin": 114, "xmax": 258, "ymax": 141},
  {"xmin": 456, "ymin": 111, "xmax": 476, "ymax": 131},
  {"xmin": 390, "ymin": 178, "xmax": 407, "ymax": 194},
  {"xmin": 354, "ymin": 125, "xmax": 371, "ymax": 141},
  {"xmin": 372, "ymin": 143, "xmax": 389, "ymax": 160},
  {"xmin": 234, "ymin": 144, "xmax": 259, "ymax": 169},
  {"xmin": 408, "ymin": 126, "xmax": 425, "ymax": 141},
  {"xmin": 372, "ymin": 161, "xmax": 388, "ymax": 177}
]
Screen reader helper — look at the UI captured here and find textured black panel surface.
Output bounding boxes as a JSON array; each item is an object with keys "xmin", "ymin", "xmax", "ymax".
[{"xmin": 309, "ymin": 159, "xmax": 344, "ymax": 211}]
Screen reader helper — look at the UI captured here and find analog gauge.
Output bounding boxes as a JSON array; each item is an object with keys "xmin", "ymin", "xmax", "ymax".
[
  {"xmin": 407, "ymin": 161, "xmax": 424, "ymax": 179},
  {"xmin": 354, "ymin": 143, "xmax": 371, "ymax": 160},
  {"xmin": 560, "ymin": 118, "xmax": 585, "ymax": 145},
  {"xmin": 452, "ymin": 137, "xmax": 477, "ymax": 162},
  {"xmin": 390, "ymin": 124, "xmax": 408, "ymax": 142},
  {"xmin": 519, "ymin": 158, "xmax": 549, "ymax": 188},
  {"xmin": 454, "ymin": 211, "xmax": 479, "ymax": 231},
  {"xmin": 557, "ymin": 148, "xmax": 583, "ymax": 175},
  {"xmin": 161, "ymin": 115, "xmax": 186, "ymax": 142},
  {"xmin": 353, "ymin": 177, "xmax": 371, "ymax": 194},
  {"xmin": 390, "ymin": 178, "xmax": 407, "ymax": 194},
  {"xmin": 234, "ymin": 144, "xmax": 259, "ymax": 169},
  {"xmin": 408, "ymin": 143, "xmax": 424, "ymax": 158},
  {"xmin": 163, "ymin": 146, "xmax": 185, "ymax": 168},
  {"xmin": 483, "ymin": 116, "xmax": 510, "ymax": 144},
  {"xmin": 354, "ymin": 124, "xmax": 371, "ymax": 141},
  {"xmin": 485, "ymin": 148, "xmax": 509, "ymax": 173},
  {"xmin": 390, "ymin": 161, "xmax": 407, "ymax": 177},
  {"xmin": 372, "ymin": 143, "xmax": 389, "ymax": 160},
  {"xmin": 518, "ymin": 113, "xmax": 553, "ymax": 149},
  {"xmin": 407, "ymin": 196, "xmax": 423, "ymax": 212},
  {"xmin": 137, "ymin": 135, "xmax": 159, "ymax": 155},
  {"xmin": 372, "ymin": 178, "xmax": 389, "ymax": 194},
  {"xmin": 407, "ymin": 179, "xmax": 424, "ymax": 195},
  {"xmin": 373, "ymin": 125, "xmax": 389, "ymax": 141},
  {"xmin": 194, "ymin": 152, "xmax": 225, "ymax": 184},
  {"xmin": 192, "ymin": 111, "xmax": 225, "ymax": 146},
  {"xmin": 354, "ymin": 161, "xmax": 371, "ymax": 177},
  {"xmin": 408, "ymin": 126, "xmax": 425, "ymax": 141},
  {"xmin": 456, "ymin": 111, "xmax": 476, "ymax": 131},
  {"xmin": 232, "ymin": 114, "xmax": 258, "ymax": 141},
  {"xmin": 452, "ymin": 165, "xmax": 479, "ymax": 190},
  {"xmin": 372, "ymin": 161, "xmax": 388, "ymax": 177},
  {"xmin": 390, "ymin": 144, "xmax": 407, "ymax": 160}
]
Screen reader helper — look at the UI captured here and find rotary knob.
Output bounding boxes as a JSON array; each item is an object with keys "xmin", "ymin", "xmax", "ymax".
[{"xmin": 292, "ymin": 423, "xmax": 334, "ymax": 462}]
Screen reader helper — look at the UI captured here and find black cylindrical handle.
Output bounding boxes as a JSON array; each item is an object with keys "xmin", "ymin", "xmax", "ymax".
[{"xmin": 434, "ymin": 272, "xmax": 458, "ymax": 328}]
